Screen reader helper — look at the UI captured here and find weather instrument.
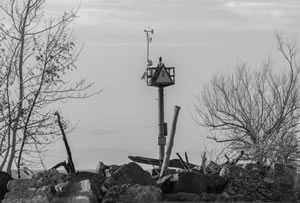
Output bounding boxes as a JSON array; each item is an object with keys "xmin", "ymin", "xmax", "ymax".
[
  {"xmin": 141, "ymin": 29, "xmax": 154, "ymax": 80},
  {"xmin": 141, "ymin": 29, "xmax": 175, "ymax": 162}
]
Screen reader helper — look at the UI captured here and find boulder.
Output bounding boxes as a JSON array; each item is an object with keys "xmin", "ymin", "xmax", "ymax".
[
  {"xmin": 223, "ymin": 165, "xmax": 297, "ymax": 202},
  {"xmin": 0, "ymin": 171, "xmax": 13, "ymax": 202},
  {"xmin": 95, "ymin": 162, "xmax": 120, "ymax": 178},
  {"xmin": 31, "ymin": 169, "xmax": 69, "ymax": 187},
  {"xmin": 3, "ymin": 169, "xmax": 104, "ymax": 203},
  {"xmin": 104, "ymin": 165, "xmax": 120, "ymax": 178},
  {"xmin": 54, "ymin": 179, "xmax": 100, "ymax": 203},
  {"xmin": 158, "ymin": 171, "xmax": 228, "ymax": 195},
  {"xmin": 102, "ymin": 162, "xmax": 155, "ymax": 192},
  {"xmin": 162, "ymin": 191, "xmax": 242, "ymax": 202},
  {"xmin": 162, "ymin": 192, "xmax": 202, "ymax": 202},
  {"xmin": 4, "ymin": 179, "xmax": 100, "ymax": 203},
  {"xmin": 102, "ymin": 184, "xmax": 162, "ymax": 203},
  {"xmin": 95, "ymin": 162, "xmax": 106, "ymax": 177},
  {"xmin": 219, "ymin": 165, "xmax": 230, "ymax": 177},
  {"xmin": 67, "ymin": 171, "xmax": 105, "ymax": 198},
  {"xmin": 266, "ymin": 163, "xmax": 296, "ymax": 193}
]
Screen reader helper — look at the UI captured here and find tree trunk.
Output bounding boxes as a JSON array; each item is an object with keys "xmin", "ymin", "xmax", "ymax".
[
  {"xmin": 0, "ymin": 129, "xmax": 11, "ymax": 171},
  {"xmin": 6, "ymin": 0, "xmax": 31, "ymax": 174}
]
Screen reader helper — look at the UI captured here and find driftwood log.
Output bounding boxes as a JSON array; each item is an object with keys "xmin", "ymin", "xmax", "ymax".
[
  {"xmin": 184, "ymin": 152, "xmax": 190, "ymax": 170},
  {"xmin": 128, "ymin": 155, "xmax": 197, "ymax": 169},
  {"xmin": 52, "ymin": 112, "xmax": 76, "ymax": 174},
  {"xmin": 159, "ymin": 106, "xmax": 180, "ymax": 178},
  {"xmin": 176, "ymin": 152, "xmax": 189, "ymax": 170}
]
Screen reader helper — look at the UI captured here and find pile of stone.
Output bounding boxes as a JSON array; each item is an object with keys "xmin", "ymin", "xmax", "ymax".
[
  {"xmin": 158, "ymin": 161, "xmax": 298, "ymax": 202},
  {"xmin": 1, "ymin": 161, "xmax": 298, "ymax": 202},
  {"xmin": 220, "ymin": 164, "xmax": 297, "ymax": 202},
  {"xmin": 1, "ymin": 162, "xmax": 161, "ymax": 203},
  {"xmin": 2, "ymin": 169, "xmax": 104, "ymax": 203}
]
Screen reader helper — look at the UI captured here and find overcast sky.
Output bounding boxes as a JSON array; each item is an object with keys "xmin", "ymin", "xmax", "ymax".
[{"xmin": 41, "ymin": 0, "xmax": 300, "ymax": 170}]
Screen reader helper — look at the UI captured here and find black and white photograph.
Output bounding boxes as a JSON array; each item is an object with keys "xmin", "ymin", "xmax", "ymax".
[{"xmin": 1, "ymin": 0, "xmax": 300, "ymax": 202}]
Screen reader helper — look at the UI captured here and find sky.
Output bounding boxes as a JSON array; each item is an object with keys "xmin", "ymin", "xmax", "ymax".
[{"xmin": 40, "ymin": 0, "xmax": 300, "ymax": 170}]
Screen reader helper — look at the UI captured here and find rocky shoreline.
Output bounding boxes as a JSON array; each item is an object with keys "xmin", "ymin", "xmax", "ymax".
[{"xmin": 1, "ymin": 161, "xmax": 299, "ymax": 202}]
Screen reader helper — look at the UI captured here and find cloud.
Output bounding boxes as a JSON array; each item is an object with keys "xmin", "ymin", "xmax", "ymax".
[
  {"xmin": 74, "ymin": 7, "xmax": 144, "ymax": 27},
  {"xmin": 222, "ymin": 0, "xmax": 300, "ymax": 31},
  {"xmin": 224, "ymin": 1, "xmax": 284, "ymax": 18}
]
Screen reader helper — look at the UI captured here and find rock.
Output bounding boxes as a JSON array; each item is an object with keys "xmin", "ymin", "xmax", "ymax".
[
  {"xmin": 0, "ymin": 171, "xmax": 13, "ymax": 202},
  {"xmin": 95, "ymin": 161, "xmax": 106, "ymax": 177},
  {"xmin": 31, "ymin": 169, "xmax": 69, "ymax": 187},
  {"xmin": 163, "ymin": 192, "xmax": 236, "ymax": 202},
  {"xmin": 95, "ymin": 162, "xmax": 120, "ymax": 178},
  {"xmin": 219, "ymin": 165, "xmax": 230, "ymax": 176},
  {"xmin": 158, "ymin": 171, "xmax": 228, "ymax": 195},
  {"xmin": 102, "ymin": 162, "xmax": 155, "ymax": 192},
  {"xmin": 222, "ymin": 165, "xmax": 297, "ymax": 202},
  {"xmin": 4, "ymin": 179, "xmax": 100, "ymax": 203},
  {"xmin": 54, "ymin": 179, "xmax": 100, "ymax": 203},
  {"xmin": 67, "ymin": 171, "xmax": 105, "ymax": 197},
  {"xmin": 3, "ymin": 169, "xmax": 104, "ymax": 203},
  {"xmin": 104, "ymin": 165, "xmax": 119, "ymax": 178},
  {"xmin": 102, "ymin": 184, "xmax": 162, "ymax": 203},
  {"xmin": 243, "ymin": 162, "xmax": 260, "ymax": 171},
  {"xmin": 266, "ymin": 163, "xmax": 296, "ymax": 193},
  {"xmin": 162, "ymin": 192, "xmax": 202, "ymax": 202},
  {"xmin": 263, "ymin": 177, "xmax": 274, "ymax": 184}
]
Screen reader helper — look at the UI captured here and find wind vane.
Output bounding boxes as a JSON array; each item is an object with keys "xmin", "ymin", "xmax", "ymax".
[
  {"xmin": 141, "ymin": 29, "xmax": 154, "ymax": 80},
  {"xmin": 141, "ymin": 29, "xmax": 175, "ymax": 162}
]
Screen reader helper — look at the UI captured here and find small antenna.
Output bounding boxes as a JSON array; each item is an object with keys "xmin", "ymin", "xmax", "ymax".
[
  {"xmin": 141, "ymin": 29, "xmax": 154, "ymax": 80},
  {"xmin": 144, "ymin": 29, "xmax": 154, "ymax": 67}
]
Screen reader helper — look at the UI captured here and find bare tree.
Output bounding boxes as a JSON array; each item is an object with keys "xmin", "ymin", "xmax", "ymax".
[
  {"xmin": 195, "ymin": 33, "xmax": 300, "ymax": 166},
  {"xmin": 0, "ymin": 0, "xmax": 96, "ymax": 175}
]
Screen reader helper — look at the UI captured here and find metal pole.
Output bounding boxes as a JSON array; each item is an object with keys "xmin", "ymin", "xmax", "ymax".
[
  {"xmin": 142, "ymin": 29, "xmax": 153, "ymax": 80},
  {"xmin": 158, "ymin": 86, "xmax": 166, "ymax": 162},
  {"xmin": 144, "ymin": 29, "xmax": 153, "ymax": 67},
  {"xmin": 146, "ymin": 32, "xmax": 149, "ymax": 66}
]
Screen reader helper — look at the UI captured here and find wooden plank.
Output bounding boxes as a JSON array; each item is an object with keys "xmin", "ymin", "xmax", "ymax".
[{"xmin": 128, "ymin": 155, "xmax": 197, "ymax": 169}]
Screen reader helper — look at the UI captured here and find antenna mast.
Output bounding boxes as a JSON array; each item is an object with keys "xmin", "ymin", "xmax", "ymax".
[
  {"xmin": 144, "ymin": 29, "xmax": 154, "ymax": 67},
  {"xmin": 140, "ymin": 30, "xmax": 176, "ymax": 163},
  {"xmin": 141, "ymin": 29, "xmax": 154, "ymax": 80}
]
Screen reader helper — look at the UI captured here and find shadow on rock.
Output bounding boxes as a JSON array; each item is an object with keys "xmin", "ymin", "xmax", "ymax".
[{"xmin": 158, "ymin": 171, "xmax": 228, "ymax": 195}]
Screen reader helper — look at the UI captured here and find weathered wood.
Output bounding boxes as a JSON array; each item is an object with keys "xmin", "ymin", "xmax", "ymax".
[
  {"xmin": 55, "ymin": 112, "xmax": 76, "ymax": 174},
  {"xmin": 176, "ymin": 153, "xmax": 189, "ymax": 169},
  {"xmin": 160, "ymin": 106, "xmax": 180, "ymax": 178},
  {"xmin": 52, "ymin": 161, "xmax": 69, "ymax": 173},
  {"xmin": 147, "ymin": 159, "xmax": 160, "ymax": 176},
  {"xmin": 128, "ymin": 155, "xmax": 197, "ymax": 169},
  {"xmin": 184, "ymin": 151, "xmax": 190, "ymax": 170}
]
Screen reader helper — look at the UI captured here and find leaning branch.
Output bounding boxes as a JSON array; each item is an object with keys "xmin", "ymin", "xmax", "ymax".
[
  {"xmin": 159, "ymin": 106, "xmax": 180, "ymax": 178},
  {"xmin": 54, "ymin": 111, "xmax": 75, "ymax": 174}
]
